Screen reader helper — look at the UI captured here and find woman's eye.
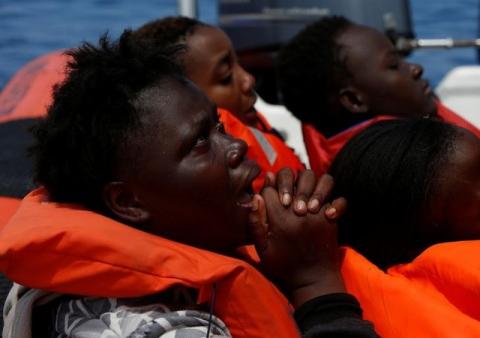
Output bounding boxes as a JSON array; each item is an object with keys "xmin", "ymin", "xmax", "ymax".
[
  {"xmin": 219, "ymin": 74, "xmax": 233, "ymax": 85},
  {"xmin": 194, "ymin": 122, "xmax": 225, "ymax": 149},
  {"xmin": 387, "ymin": 56, "xmax": 401, "ymax": 70},
  {"xmin": 195, "ymin": 131, "xmax": 209, "ymax": 147},
  {"xmin": 388, "ymin": 62, "xmax": 399, "ymax": 70}
]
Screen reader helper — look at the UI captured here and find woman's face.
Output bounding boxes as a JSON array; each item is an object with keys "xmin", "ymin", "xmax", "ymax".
[
  {"xmin": 425, "ymin": 130, "xmax": 480, "ymax": 241},
  {"xmin": 118, "ymin": 79, "xmax": 260, "ymax": 253},
  {"xmin": 337, "ymin": 25, "xmax": 437, "ymax": 118},
  {"xmin": 182, "ymin": 25, "xmax": 258, "ymax": 126}
]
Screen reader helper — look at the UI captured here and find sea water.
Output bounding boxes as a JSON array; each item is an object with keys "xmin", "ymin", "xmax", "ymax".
[{"xmin": 0, "ymin": 0, "xmax": 478, "ymax": 90}]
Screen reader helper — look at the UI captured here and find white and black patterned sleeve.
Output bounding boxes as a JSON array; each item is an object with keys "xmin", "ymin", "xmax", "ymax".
[{"xmin": 54, "ymin": 297, "xmax": 232, "ymax": 338}]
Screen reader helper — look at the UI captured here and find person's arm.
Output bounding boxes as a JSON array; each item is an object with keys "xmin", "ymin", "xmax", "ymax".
[
  {"xmin": 249, "ymin": 170, "xmax": 379, "ymax": 338},
  {"xmin": 50, "ymin": 296, "xmax": 232, "ymax": 338},
  {"xmin": 295, "ymin": 293, "xmax": 379, "ymax": 338}
]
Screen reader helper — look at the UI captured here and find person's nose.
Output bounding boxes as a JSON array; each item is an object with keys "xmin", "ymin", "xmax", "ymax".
[
  {"xmin": 226, "ymin": 136, "xmax": 248, "ymax": 168},
  {"xmin": 238, "ymin": 65, "xmax": 256, "ymax": 94},
  {"xmin": 410, "ymin": 63, "xmax": 424, "ymax": 79}
]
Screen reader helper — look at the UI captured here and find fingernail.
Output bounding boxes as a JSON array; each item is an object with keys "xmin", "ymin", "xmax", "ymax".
[
  {"xmin": 282, "ymin": 193, "xmax": 291, "ymax": 206},
  {"xmin": 308, "ymin": 198, "xmax": 319, "ymax": 210},
  {"xmin": 325, "ymin": 206, "xmax": 337, "ymax": 218},
  {"xmin": 296, "ymin": 200, "xmax": 306, "ymax": 212}
]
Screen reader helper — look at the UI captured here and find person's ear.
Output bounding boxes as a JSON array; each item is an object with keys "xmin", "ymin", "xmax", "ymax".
[
  {"xmin": 338, "ymin": 86, "xmax": 369, "ymax": 114},
  {"xmin": 103, "ymin": 182, "xmax": 150, "ymax": 224}
]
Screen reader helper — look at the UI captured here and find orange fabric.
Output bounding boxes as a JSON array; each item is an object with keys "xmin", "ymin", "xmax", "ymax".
[
  {"xmin": 0, "ymin": 197, "xmax": 21, "ymax": 228},
  {"xmin": 219, "ymin": 108, "xmax": 305, "ymax": 191},
  {"xmin": 342, "ymin": 243, "xmax": 480, "ymax": 338},
  {"xmin": 302, "ymin": 116, "xmax": 392, "ymax": 175},
  {"xmin": 301, "ymin": 124, "xmax": 331, "ymax": 176},
  {"xmin": 0, "ymin": 51, "xmax": 69, "ymax": 123},
  {"xmin": 303, "ymin": 101, "xmax": 480, "ymax": 176},
  {"xmin": 0, "ymin": 188, "xmax": 300, "ymax": 338}
]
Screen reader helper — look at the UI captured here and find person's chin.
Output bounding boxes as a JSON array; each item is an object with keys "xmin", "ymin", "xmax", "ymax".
[{"xmin": 243, "ymin": 108, "xmax": 258, "ymax": 126}]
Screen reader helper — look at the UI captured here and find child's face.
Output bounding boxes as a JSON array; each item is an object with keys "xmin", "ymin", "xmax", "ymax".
[
  {"xmin": 183, "ymin": 26, "xmax": 258, "ymax": 126},
  {"xmin": 119, "ymin": 80, "xmax": 260, "ymax": 253},
  {"xmin": 424, "ymin": 130, "xmax": 480, "ymax": 241},
  {"xmin": 338, "ymin": 25, "xmax": 437, "ymax": 118}
]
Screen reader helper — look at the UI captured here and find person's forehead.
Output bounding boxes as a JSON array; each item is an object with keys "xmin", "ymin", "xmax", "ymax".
[
  {"xmin": 431, "ymin": 131, "xmax": 480, "ymax": 209},
  {"xmin": 435, "ymin": 131, "xmax": 480, "ymax": 234},
  {"xmin": 138, "ymin": 79, "xmax": 214, "ymax": 130},
  {"xmin": 338, "ymin": 25, "xmax": 393, "ymax": 62},
  {"xmin": 189, "ymin": 25, "xmax": 231, "ymax": 50},
  {"xmin": 184, "ymin": 26, "xmax": 232, "ymax": 68},
  {"xmin": 450, "ymin": 131, "xmax": 480, "ymax": 175}
]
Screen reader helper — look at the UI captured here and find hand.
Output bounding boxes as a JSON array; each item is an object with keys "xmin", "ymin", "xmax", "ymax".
[
  {"xmin": 264, "ymin": 169, "xmax": 336, "ymax": 216},
  {"xmin": 249, "ymin": 172, "xmax": 347, "ymax": 308}
]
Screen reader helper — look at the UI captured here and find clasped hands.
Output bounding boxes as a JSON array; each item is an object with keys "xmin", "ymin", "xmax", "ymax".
[{"xmin": 248, "ymin": 169, "xmax": 347, "ymax": 308}]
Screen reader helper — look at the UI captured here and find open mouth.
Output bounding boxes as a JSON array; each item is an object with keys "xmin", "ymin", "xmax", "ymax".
[{"xmin": 237, "ymin": 185, "xmax": 255, "ymax": 208}]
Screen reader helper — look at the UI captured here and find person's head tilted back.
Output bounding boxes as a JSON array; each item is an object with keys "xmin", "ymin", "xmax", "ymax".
[
  {"xmin": 329, "ymin": 118, "xmax": 480, "ymax": 268},
  {"xmin": 278, "ymin": 16, "xmax": 437, "ymax": 137},
  {"xmin": 30, "ymin": 31, "xmax": 260, "ymax": 254},
  {"xmin": 132, "ymin": 17, "xmax": 258, "ymax": 126}
]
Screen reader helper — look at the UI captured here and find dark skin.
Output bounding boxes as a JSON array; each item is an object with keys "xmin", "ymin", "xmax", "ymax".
[
  {"xmin": 250, "ymin": 170, "xmax": 348, "ymax": 308},
  {"xmin": 423, "ymin": 130, "xmax": 480, "ymax": 242},
  {"xmin": 104, "ymin": 79, "xmax": 260, "ymax": 254},
  {"xmin": 335, "ymin": 25, "xmax": 438, "ymax": 118},
  {"xmin": 102, "ymin": 77, "xmax": 347, "ymax": 308},
  {"xmin": 183, "ymin": 25, "xmax": 259, "ymax": 127}
]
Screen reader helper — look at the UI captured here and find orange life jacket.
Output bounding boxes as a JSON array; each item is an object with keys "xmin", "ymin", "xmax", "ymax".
[
  {"xmin": 0, "ymin": 197, "xmax": 21, "ymax": 229},
  {"xmin": 0, "ymin": 188, "xmax": 300, "ymax": 338},
  {"xmin": 341, "ymin": 243, "xmax": 480, "ymax": 338},
  {"xmin": 4, "ymin": 190, "xmax": 480, "ymax": 337},
  {"xmin": 219, "ymin": 108, "xmax": 305, "ymax": 191},
  {"xmin": 302, "ymin": 116, "xmax": 392, "ymax": 175},
  {"xmin": 0, "ymin": 51, "xmax": 69, "ymax": 123},
  {"xmin": 303, "ymin": 101, "xmax": 480, "ymax": 176}
]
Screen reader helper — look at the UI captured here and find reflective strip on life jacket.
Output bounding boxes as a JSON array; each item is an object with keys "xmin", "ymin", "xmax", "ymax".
[
  {"xmin": 219, "ymin": 108, "xmax": 304, "ymax": 191},
  {"xmin": 0, "ymin": 188, "xmax": 300, "ymax": 338},
  {"xmin": 248, "ymin": 126, "xmax": 278, "ymax": 165}
]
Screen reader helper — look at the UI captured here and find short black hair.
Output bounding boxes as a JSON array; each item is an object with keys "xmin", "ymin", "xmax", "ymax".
[
  {"xmin": 132, "ymin": 16, "xmax": 206, "ymax": 65},
  {"xmin": 329, "ymin": 118, "xmax": 459, "ymax": 268},
  {"xmin": 277, "ymin": 16, "xmax": 353, "ymax": 132},
  {"xmin": 30, "ymin": 31, "xmax": 185, "ymax": 211}
]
